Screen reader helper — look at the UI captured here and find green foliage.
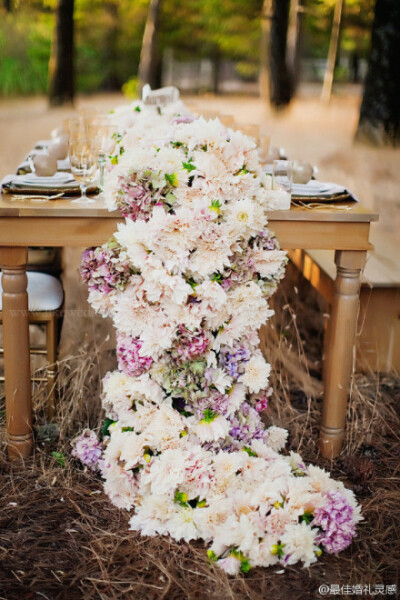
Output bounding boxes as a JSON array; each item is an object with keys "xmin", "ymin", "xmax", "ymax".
[
  {"xmin": 122, "ymin": 76, "xmax": 139, "ymax": 99},
  {"xmin": 303, "ymin": 0, "xmax": 375, "ymax": 59},
  {"xmin": 51, "ymin": 451, "xmax": 65, "ymax": 466},
  {"xmin": 0, "ymin": 10, "xmax": 51, "ymax": 95},
  {"xmin": 0, "ymin": 0, "xmax": 376, "ymax": 97}
]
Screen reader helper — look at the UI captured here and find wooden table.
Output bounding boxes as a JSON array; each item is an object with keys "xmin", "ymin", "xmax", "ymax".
[{"xmin": 0, "ymin": 194, "xmax": 378, "ymax": 460}]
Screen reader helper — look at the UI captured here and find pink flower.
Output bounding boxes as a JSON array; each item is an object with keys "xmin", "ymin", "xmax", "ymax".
[{"xmin": 117, "ymin": 334, "xmax": 153, "ymax": 377}]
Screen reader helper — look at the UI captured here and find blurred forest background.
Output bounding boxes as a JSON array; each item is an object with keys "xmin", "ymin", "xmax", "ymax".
[
  {"xmin": 0, "ymin": 0, "xmax": 373, "ymax": 95},
  {"xmin": 0, "ymin": 0, "xmax": 399, "ymax": 144}
]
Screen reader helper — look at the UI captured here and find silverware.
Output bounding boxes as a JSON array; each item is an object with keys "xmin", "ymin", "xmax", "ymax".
[{"xmin": 10, "ymin": 192, "xmax": 65, "ymax": 202}]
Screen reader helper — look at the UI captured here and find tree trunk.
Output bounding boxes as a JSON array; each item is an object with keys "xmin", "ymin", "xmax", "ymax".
[
  {"xmin": 101, "ymin": 2, "xmax": 121, "ymax": 91},
  {"xmin": 48, "ymin": 0, "xmax": 74, "ymax": 107},
  {"xmin": 137, "ymin": 0, "xmax": 162, "ymax": 96},
  {"xmin": 260, "ymin": 0, "xmax": 293, "ymax": 109},
  {"xmin": 287, "ymin": 0, "xmax": 303, "ymax": 95},
  {"xmin": 321, "ymin": 0, "xmax": 344, "ymax": 102},
  {"xmin": 355, "ymin": 0, "xmax": 400, "ymax": 146},
  {"xmin": 212, "ymin": 50, "xmax": 221, "ymax": 95},
  {"xmin": 259, "ymin": 0, "xmax": 272, "ymax": 104},
  {"xmin": 4, "ymin": 0, "xmax": 12, "ymax": 11}
]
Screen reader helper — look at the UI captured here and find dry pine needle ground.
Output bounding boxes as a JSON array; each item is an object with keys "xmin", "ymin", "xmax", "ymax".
[{"xmin": 0, "ymin": 258, "xmax": 399, "ymax": 600}]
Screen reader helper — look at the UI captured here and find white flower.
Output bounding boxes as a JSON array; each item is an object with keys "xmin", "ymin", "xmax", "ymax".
[
  {"xmin": 250, "ymin": 248, "xmax": 287, "ymax": 278},
  {"xmin": 226, "ymin": 383, "xmax": 246, "ymax": 415},
  {"xmin": 240, "ymin": 354, "xmax": 271, "ymax": 393},
  {"xmin": 102, "ymin": 461, "xmax": 137, "ymax": 510},
  {"xmin": 88, "ymin": 289, "xmax": 115, "ymax": 317},
  {"xmin": 280, "ymin": 522, "xmax": 320, "ymax": 567},
  {"xmin": 140, "ymin": 449, "xmax": 186, "ymax": 495},
  {"xmin": 194, "ymin": 415, "xmax": 230, "ymax": 443},
  {"xmin": 168, "ymin": 506, "xmax": 198, "ymax": 542},
  {"xmin": 217, "ymin": 554, "xmax": 242, "ymax": 575},
  {"xmin": 129, "ymin": 495, "xmax": 173, "ymax": 537},
  {"xmin": 223, "ymin": 198, "xmax": 266, "ymax": 239},
  {"xmin": 265, "ymin": 426, "xmax": 288, "ymax": 452}
]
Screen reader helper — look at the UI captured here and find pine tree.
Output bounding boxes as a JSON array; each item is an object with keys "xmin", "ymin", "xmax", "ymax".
[{"xmin": 356, "ymin": 0, "xmax": 400, "ymax": 145}]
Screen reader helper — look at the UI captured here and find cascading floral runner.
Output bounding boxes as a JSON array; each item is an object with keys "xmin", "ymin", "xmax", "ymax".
[{"xmin": 73, "ymin": 97, "xmax": 362, "ymax": 575}]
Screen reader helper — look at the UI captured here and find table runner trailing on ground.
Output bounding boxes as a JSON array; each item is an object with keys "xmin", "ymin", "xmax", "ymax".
[{"xmin": 73, "ymin": 98, "xmax": 362, "ymax": 575}]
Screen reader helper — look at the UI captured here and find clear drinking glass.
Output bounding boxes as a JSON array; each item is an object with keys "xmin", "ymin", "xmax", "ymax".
[
  {"xmin": 65, "ymin": 118, "xmax": 85, "ymax": 141},
  {"xmin": 84, "ymin": 118, "xmax": 117, "ymax": 189},
  {"xmin": 68, "ymin": 139, "xmax": 97, "ymax": 204},
  {"xmin": 272, "ymin": 160, "xmax": 293, "ymax": 205}
]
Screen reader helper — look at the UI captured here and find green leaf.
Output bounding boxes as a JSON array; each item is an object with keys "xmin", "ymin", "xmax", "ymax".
[
  {"xmin": 186, "ymin": 277, "xmax": 198, "ymax": 290},
  {"xmin": 201, "ymin": 408, "xmax": 218, "ymax": 423},
  {"xmin": 165, "ymin": 192, "xmax": 176, "ymax": 204},
  {"xmin": 110, "ymin": 156, "xmax": 119, "ymax": 165},
  {"xmin": 240, "ymin": 559, "xmax": 251, "ymax": 573},
  {"xmin": 209, "ymin": 199, "xmax": 222, "ymax": 214},
  {"xmin": 51, "ymin": 451, "xmax": 65, "ymax": 467},
  {"xmin": 101, "ymin": 418, "xmax": 116, "ymax": 438},
  {"xmin": 235, "ymin": 165, "xmax": 249, "ymax": 176},
  {"xmin": 134, "ymin": 106, "xmax": 141, "ymax": 112},
  {"xmin": 212, "ymin": 272, "xmax": 223, "ymax": 283},
  {"xmin": 165, "ymin": 172, "xmax": 178, "ymax": 187},
  {"xmin": 182, "ymin": 160, "xmax": 196, "ymax": 173},
  {"xmin": 174, "ymin": 490, "xmax": 189, "ymax": 507},
  {"xmin": 299, "ymin": 512, "xmax": 314, "ymax": 525},
  {"xmin": 242, "ymin": 446, "xmax": 257, "ymax": 457},
  {"xmin": 207, "ymin": 550, "xmax": 218, "ymax": 561}
]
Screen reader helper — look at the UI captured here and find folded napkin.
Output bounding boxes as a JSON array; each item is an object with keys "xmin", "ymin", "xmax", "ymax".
[
  {"xmin": 16, "ymin": 151, "xmax": 71, "ymax": 175},
  {"xmin": 34, "ymin": 139, "xmax": 52, "ymax": 150},
  {"xmin": 291, "ymin": 180, "xmax": 357, "ymax": 201},
  {"xmin": 1, "ymin": 172, "xmax": 98, "ymax": 195}
]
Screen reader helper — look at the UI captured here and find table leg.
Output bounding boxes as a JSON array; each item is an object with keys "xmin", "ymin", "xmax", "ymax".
[
  {"xmin": 0, "ymin": 247, "xmax": 33, "ymax": 460},
  {"xmin": 319, "ymin": 249, "xmax": 367, "ymax": 458}
]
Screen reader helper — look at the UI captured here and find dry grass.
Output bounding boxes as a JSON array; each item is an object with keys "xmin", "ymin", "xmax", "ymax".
[
  {"xmin": 0, "ymin": 257, "xmax": 399, "ymax": 600},
  {"xmin": 0, "ymin": 88, "xmax": 399, "ymax": 598}
]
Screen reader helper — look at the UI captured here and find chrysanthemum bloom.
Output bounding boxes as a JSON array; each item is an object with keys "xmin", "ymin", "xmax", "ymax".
[
  {"xmin": 313, "ymin": 490, "xmax": 356, "ymax": 553},
  {"xmin": 116, "ymin": 334, "xmax": 153, "ymax": 377},
  {"xmin": 80, "ymin": 241, "xmax": 132, "ymax": 294},
  {"xmin": 71, "ymin": 429, "xmax": 102, "ymax": 470}
]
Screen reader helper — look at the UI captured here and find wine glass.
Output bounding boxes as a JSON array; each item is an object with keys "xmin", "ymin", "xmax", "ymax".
[
  {"xmin": 68, "ymin": 139, "xmax": 98, "ymax": 204},
  {"xmin": 84, "ymin": 118, "xmax": 117, "ymax": 189}
]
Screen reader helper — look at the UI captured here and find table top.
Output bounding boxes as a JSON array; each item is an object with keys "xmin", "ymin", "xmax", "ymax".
[{"xmin": 0, "ymin": 193, "xmax": 379, "ymax": 223}]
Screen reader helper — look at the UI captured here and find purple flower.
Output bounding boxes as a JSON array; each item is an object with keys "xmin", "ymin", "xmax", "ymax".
[
  {"xmin": 170, "ymin": 116, "xmax": 196, "ymax": 124},
  {"xmin": 80, "ymin": 242, "xmax": 132, "ymax": 294},
  {"xmin": 255, "ymin": 231, "xmax": 280, "ymax": 251},
  {"xmin": 116, "ymin": 171, "xmax": 175, "ymax": 221},
  {"xmin": 255, "ymin": 396, "xmax": 268, "ymax": 412},
  {"xmin": 219, "ymin": 343, "xmax": 250, "ymax": 380},
  {"xmin": 313, "ymin": 490, "xmax": 356, "ymax": 553},
  {"xmin": 191, "ymin": 391, "xmax": 230, "ymax": 419},
  {"xmin": 228, "ymin": 402, "xmax": 267, "ymax": 446},
  {"xmin": 172, "ymin": 326, "xmax": 210, "ymax": 362},
  {"xmin": 71, "ymin": 429, "xmax": 102, "ymax": 470},
  {"xmin": 117, "ymin": 334, "xmax": 153, "ymax": 377}
]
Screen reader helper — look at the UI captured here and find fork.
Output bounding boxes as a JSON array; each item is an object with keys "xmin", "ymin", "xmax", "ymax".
[{"xmin": 10, "ymin": 192, "xmax": 65, "ymax": 202}]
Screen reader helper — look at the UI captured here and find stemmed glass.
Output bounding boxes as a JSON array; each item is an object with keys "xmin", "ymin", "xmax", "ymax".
[
  {"xmin": 68, "ymin": 138, "xmax": 98, "ymax": 204},
  {"xmin": 84, "ymin": 117, "xmax": 117, "ymax": 190}
]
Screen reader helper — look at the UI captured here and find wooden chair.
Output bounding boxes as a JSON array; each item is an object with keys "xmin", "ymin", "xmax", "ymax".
[{"xmin": 0, "ymin": 271, "xmax": 64, "ymax": 417}]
